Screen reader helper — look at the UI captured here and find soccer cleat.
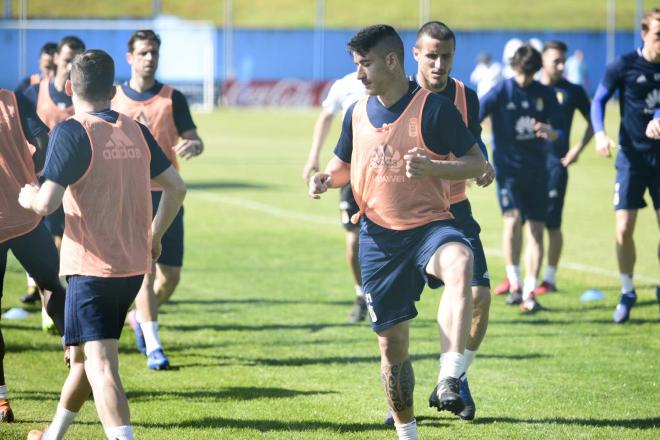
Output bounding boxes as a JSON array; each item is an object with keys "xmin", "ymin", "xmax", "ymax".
[
  {"xmin": 429, "ymin": 377, "xmax": 465, "ymax": 415},
  {"xmin": 384, "ymin": 408, "xmax": 394, "ymax": 426},
  {"xmin": 533, "ymin": 281, "xmax": 557, "ymax": 296},
  {"xmin": 458, "ymin": 375, "xmax": 475, "ymax": 420},
  {"xmin": 0, "ymin": 399, "xmax": 14, "ymax": 423},
  {"xmin": 493, "ymin": 277, "xmax": 510, "ymax": 295},
  {"xmin": 20, "ymin": 286, "xmax": 41, "ymax": 304},
  {"xmin": 613, "ymin": 291, "xmax": 637, "ymax": 324},
  {"xmin": 27, "ymin": 429, "xmax": 44, "ymax": 439},
  {"xmin": 348, "ymin": 296, "xmax": 368, "ymax": 323},
  {"xmin": 147, "ymin": 348, "xmax": 170, "ymax": 370},
  {"xmin": 505, "ymin": 290, "xmax": 523, "ymax": 305},
  {"xmin": 128, "ymin": 310, "xmax": 147, "ymax": 355},
  {"xmin": 520, "ymin": 296, "xmax": 544, "ymax": 314}
]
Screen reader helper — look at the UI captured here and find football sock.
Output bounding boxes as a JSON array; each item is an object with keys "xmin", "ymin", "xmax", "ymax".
[
  {"xmin": 463, "ymin": 349, "xmax": 477, "ymax": 374},
  {"xmin": 543, "ymin": 266, "xmax": 557, "ymax": 284},
  {"xmin": 619, "ymin": 273, "xmax": 634, "ymax": 294},
  {"xmin": 523, "ymin": 276, "xmax": 537, "ymax": 300},
  {"xmin": 394, "ymin": 419, "xmax": 418, "ymax": 440},
  {"xmin": 104, "ymin": 425, "xmax": 134, "ymax": 440},
  {"xmin": 43, "ymin": 406, "xmax": 78, "ymax": 440},
  {"xmin": 0, "ymin": 384, "xmax": 7, "ymax": 399},
  {"xmin": 439, "ymin": 352, "xmax": 464, "ymax": 381},
  {"xmin": 505, "ymin": 265, "xmax": 520, "ymax": 286},
  {"xmin": 140, "ymin": 321, "xmax": 162, "ymax": 355}
]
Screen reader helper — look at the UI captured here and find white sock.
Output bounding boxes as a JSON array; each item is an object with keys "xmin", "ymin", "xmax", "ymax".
[
  {"xmin": 355, "ymin": 284, "xmax": 364, "ymax": 297},
  {"xmin": 438, "ymin": 352, "xmax": 465, "ymax": 381},
  {"xmin": 104, "ymin": 425, "xmax": 134, "ymax": 440},
  {"xmin": 463, "ymin": 349, "xmax": 477, "ymax": 375},
  {"xmin": 505, "ymin": 265, "xmax": 520, "ymax": 285},
  {"xmin": 543, "ymin": 266, "xmax": 557, "ymax": 284},
  {"xmin": 523, "ymin": 276, "xmax": 537, "ymax": 300},
  {"xmin": 43, "ymin": 406, "xmax": 78, "ymax": 440},
  {"xmin": 140, "ymin": 321, "xmax": 162, "ymax": 355},
  {"xmin": 619, "ymin": 273, "xmax": 634, "ymax": 294},
  {"xmin": 27, "ymin": 274, "xmax": 37, "ymax": 288},
  {"xmin": 0, "ymin": 384, "xmax": 8, "ymax": 399},
  {"xmin": 394, "ymin": 419, "xmax": 418, "ymax": 440}
]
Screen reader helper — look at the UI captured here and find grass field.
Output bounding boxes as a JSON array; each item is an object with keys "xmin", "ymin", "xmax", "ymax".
[
  {"xmin": 11, "ymin": 0, "xmax": 650, "ymax": 30},
  {"xmin": 1, "ymin": 105, "xmax": 659, "ymax": 439}
]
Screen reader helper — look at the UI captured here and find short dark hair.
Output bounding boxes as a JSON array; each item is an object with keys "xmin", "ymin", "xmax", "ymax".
[
  {"xmin": 348, "ymin": 24, "xmax": 404, "ymax": 66},
  {"xmin": 641, "ymin": 8, "xmax": 660, "ymax": 32},
  {"xmin": 71, "ymin": 50, "xmax": 115, "ymax": 102},
  {"xmin": 511, "ymin": 44, "xmax": 542, "ymax": 76},
  {"xmin": 128, "ymin": 29, "xmax": 161, "ymax": 53},
  {"xmin": 416, "ymin": 21, "xmax": 455, "ymax": 48},
  {"xmin": 543, "ymin": 40, "xmax": 568, "ymax": 54},
  {"xmin": 57, "ymin": 36, "xmax": 85, "ymax": 53},
  {"xmin": 40, "ymin": 42, "xmax": 57, "ymax": 56}
]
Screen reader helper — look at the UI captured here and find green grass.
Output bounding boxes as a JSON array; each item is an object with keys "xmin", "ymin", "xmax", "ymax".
[
  {"xmin": 1, "ymin": 104, "xmax": 659, "ymax": 439},
  {"xmin": 12, "ymin": 0, "xmax": 654, "ymax": 30}
]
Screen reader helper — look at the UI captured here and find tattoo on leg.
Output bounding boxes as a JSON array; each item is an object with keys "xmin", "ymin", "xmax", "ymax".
[{"xmin": 381, "ymin": 358, "xmax": 414, "ymax": 412}]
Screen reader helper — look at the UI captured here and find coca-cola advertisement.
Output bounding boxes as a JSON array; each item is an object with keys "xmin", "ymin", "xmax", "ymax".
[{"xmin": 220, "ymin": 79, "xmax": 333, "ymax": 107}]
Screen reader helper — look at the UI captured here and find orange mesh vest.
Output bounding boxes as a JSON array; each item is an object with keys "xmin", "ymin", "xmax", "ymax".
[
  {"xmin": 449, "ymin": 79, "xmax": 469, "ymax": 205},
  {"xmin": 0, "ymin": 89, "xmax": 41, "ymax": 243},
  {"xmin": 350, "ymin": 88, "xmax": 453, "ymax": 231},
  {"xmin": 112, "ymin": 85, "xmax": 179, "ymax": 192},
  {"xmin": 36, "ymin": 79, "xmax": 74, "ymax": 129},
  {"xmin": 59, "ymin": 113, "xmax": 152, "ymax": 277}
]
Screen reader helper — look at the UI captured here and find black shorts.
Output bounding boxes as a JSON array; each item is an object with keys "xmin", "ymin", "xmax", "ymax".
[
  {"xmin": 339, "ymin": 184, "xmax": 359, "ymax": 231},
  {"xmin": 152, "ymin": 191, "xmax": 184, "ymax": 267}
]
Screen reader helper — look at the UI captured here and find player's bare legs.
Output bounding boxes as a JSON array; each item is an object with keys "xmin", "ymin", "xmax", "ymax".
[
  {"xmin": 377, "ymin": 321, "xmax": 414, "ymax": 427},
  {"xmin": 345, "ymin": 229, "xmax": 366, "ymax": 323},
  {"xmin": 612, "ymin": 209, "xmax": 638, "ymax": 323},
  {"xmin": 154, "ymin": 264, "xmax": 181, "ymax": 306},
  {"xmin": 467, "ymin": 286, "xmax": 490, "ymax": 351}
]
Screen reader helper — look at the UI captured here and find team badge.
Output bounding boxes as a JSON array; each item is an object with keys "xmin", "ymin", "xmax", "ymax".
[
  {"xmin": 556, "ymin": 92, "xmax": 564, "ymax": 104},
  {"xmin": 408, "ymin": 118, "xmax": 418, "ymax": 137}
]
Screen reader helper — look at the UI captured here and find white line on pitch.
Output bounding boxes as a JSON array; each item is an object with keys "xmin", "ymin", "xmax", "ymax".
[{"xmin": 191, "ymin": 191, "xmax": 657, "ymax": 284}]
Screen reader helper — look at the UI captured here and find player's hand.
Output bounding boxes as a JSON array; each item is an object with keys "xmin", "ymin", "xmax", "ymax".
[
  {"xmin": 645, "ymin": 118, "xmax": 660, "ymax": 140},
  {"xmin": 561, "ymin": 145, "xmax": 582, "ymax": 167},
  {"xmin": 404, "ymin": 147, "xmax": 434, "ymax": 179},
  {"xmin": 534, "ymin": 121, "xmax": 557, "ymax": 141},
  {"xmin": 309, "ymin": 172, "xmax": 331, "ymax": 199},
  {"xmin": 594, "ymin": 131, "xmax": 614, "ymax": 158},
  {"xmin": 151, "ymin": 237, "xmax": 162, "ymax": 261},
  {"xmin": 475, "ymin": 162, "xmax": 495, "ymax": 187},
  {"xmin": 173, "ymin": 139, "xmax": 203, "ymax": 160},
  {"xmin": 18, "ymin": 184, "xmax": 39, "ymax": 210},
  {"xmin": 302, "ymin": 159, "xmax": 320, "ymax": 183}
]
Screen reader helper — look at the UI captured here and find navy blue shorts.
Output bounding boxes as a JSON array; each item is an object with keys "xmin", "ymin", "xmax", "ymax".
[
  {"xmin": 614, "ymin": 149, "xmax": 660, "ymax": 211},
  {"xmin": 0, "ymin": 222, "xmax": 61, "ymax": 301},
  {"xmin": 151, "ymin": 191, "xmax": 184, "ymax": 267},
  {"xmin": 496, "ymin": 167, "xmax": 548, "ymax": 223},
  {"xmin": 43, "ymin": 205, "xmax": 65, "ymax": 237},
  {"xmin": 339, "ymin": 184, "xmax": 359, "ymax": 231},
  {"xmin": 64, "ymin": 275, "xmax": 143, "ymax": 345},
  {"xmin": 359, "ymin": 216, "xmax": 471, "ymax": 333},
  {"xmin": 546, "ymin": 160, "xmax": 568, "ymax": 229},
  {"xmin": 450, "ymin": 200, "xmax": 490, "ymax": 288}
]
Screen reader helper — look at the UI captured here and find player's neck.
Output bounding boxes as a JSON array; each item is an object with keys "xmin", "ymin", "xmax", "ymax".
[
  {"xmin": 53, "ymin": 74, "xmax": 67, "ymax": 92},
  {"xmin": 416, "ymin": 72, "xmax": 447, "ymax": 93},
  {"xmin": 129, "ymin": 76, "xmax": 156, "ymax": 93},
  {"xmin": 377, "ymin": 76, "xmax": 409, "ymax": 108},
  {"xmin": 73, "ymin": 96, "xmax": 110, "ymax": 113},
  {"xmin": 513, "ymin": 72, "xmax": 533, "ymax": 88},
  {"xmin": 641, "ymin": 46, "xmax": 660, "ymax": 63},
  {"xmin": 540, "ymin": 71, "xmax": 556, "ymax": 86}
]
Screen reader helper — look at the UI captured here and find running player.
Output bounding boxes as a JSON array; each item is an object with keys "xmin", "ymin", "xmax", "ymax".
[
  {"xmin": 302, "ymin": 72, "xmax": 367, "ymax": 322},
  {"xmin": 310, "ymin": 25, "xmax": 485, "ymax": 440},
  {"xmin": 480, "ymin": 44, "xmax": 563, "ymax": 312},
  {"xmin": 591, "ymin": 9, "xmax": 660, "ymax": 323},
  {"xmin": 21, "ymin": 49, "xmax": 186, "ymax": 440},
  {"xmin": 112, "ymin": 30, "xmax": 203, "ymax": 369},
  {"xmin": 0, "ymin": 87, "xmax": 66, "ymax": 423},
  {"xmin": 15, "ymin": 42, "xmax": 57, "ymax": 94},
  {"xmin": 536, "ymin": 40, "xmax": 593, "ymax": 294}
]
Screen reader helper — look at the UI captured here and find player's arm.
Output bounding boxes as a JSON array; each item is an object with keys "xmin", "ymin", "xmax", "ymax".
[
  {"xmin": 405, "ymin": 143, "xmax": 485, "ymax": 180},
  {"xmin": 645, "ymin": 109, "xmax": 660, "ymax": 140},
  {"xmin": 18, "ymin": 180, "xmax": 65, "ymax": 216},
  {"xmin": 562, "ymin": 88, "xmax": 594, "ymax": 167},
  {"xmin": 478, "ymin": 85, "xmax": 498, "ymax": 122},
  {"xmin": 171, "ymin": 89, "xmax": 204, "ymax": 160},
  {"xmin": 465, "ymin": 88, "xmax": 494, "ymax": 187},
  {"xmin": 303, "ymin": 108, "xmax": 335, "ymax": 182},
  {"xmin": 15, "ymin": 91, "xmax": 49, "ymax": 171},
  {"xmin": 591, "ymin": 60, "xmax": 621, "ymax": 157},
  {"xmin": 309, "ymin": 156, "xmax": 350, "ymax": 199}
]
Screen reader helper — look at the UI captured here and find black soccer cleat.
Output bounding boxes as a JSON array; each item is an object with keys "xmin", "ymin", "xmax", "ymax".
[
  {"xmin": 347, "ymin": 296, "xmax": 367, "ymax": 323},
  {"xmin": 20, "ymin": 287, "xmax": 41, "ymax": 305},
  {"xmin": 505, "ymin": 290, "xmax": 523, "ymax": 305},
  {"xmin": 429, "ymin": 377, "xmax": 465, "ymax": 415},
  {"xmin": 458, "ymin": 376, "xmax": 475, "ymax": 420}
]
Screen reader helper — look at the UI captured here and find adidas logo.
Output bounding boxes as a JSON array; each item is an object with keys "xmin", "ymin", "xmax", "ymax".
[
  {"xmin": 103, "ymin": 130, "xmax": 143, "ymax": 160},
  {"xmin": 506, "ymin": 102, "xmax": 516, "ymax": 110},
  {"xmin": 636, "ymin": 74, "xmax": 647, "ymax": 84}
]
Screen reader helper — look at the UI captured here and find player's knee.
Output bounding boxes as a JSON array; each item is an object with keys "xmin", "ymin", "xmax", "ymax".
[
  {"xmin": 615, "ymin": 221, "xmax": 634, "ymax": 242},
  {"xmin": 377, "ymin": 328, "xmax": 409, "ymax": 362}
]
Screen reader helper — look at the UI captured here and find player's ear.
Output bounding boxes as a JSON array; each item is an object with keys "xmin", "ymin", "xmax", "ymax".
[
  {"xmin": 125, "ymin": 51, "xmax": 132, "ymax": 65},
  {"xmin": 413, "ymin": 46, "xmax": 420, "ymax": 62},
  {"xmin": 64, "ymin": 79, "xmax": 73, "ymax": 96}
]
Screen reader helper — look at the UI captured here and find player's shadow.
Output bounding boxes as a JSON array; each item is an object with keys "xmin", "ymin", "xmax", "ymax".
[
  {"xmin": 185, "ymin": 180, "xmax": 272, "ymax": 191},
  {"xmin": 473, "ymin": 416, "xmax": 660, "ymax": 430},
  {"xmin": 15, "ymin": 390, "xmax": 62, "ymax": 401},
  {"xmin": 166, "ymin": 297, "xmax": 352, "ymax": 307},
  {"xmin": 126, "ymin": 387, "xmax": 335, "ymax": 402},
  {"xmin": 165, "ymin": 322, "xmax": 356, "ymax": 333}
]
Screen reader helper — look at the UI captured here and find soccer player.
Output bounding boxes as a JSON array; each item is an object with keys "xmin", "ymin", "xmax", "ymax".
[
  {"xmin": 111, "ymin": 29, "xmax": 203, "ymax": 369},
  {"xmin": 302, "ymin": 72, "xmax": 367, "ymax": 322},
  {"xmin": 591, "ymin": 9, "xmax": 660, "ymax": 323},
  {"xmin": 15, "ymin": 42, "xmax": 57, "ymax": 94},
  {"xmin": 21, "ymin": 49, "xmax": 186, "ymax": 440},
  {"xmin": 480, "ymin": 45, "xmax": 563, "ymax": 312},
  {"xmin": 310, "ymin": 25, "xmax": 485, "ymax": 440},
  {"xmin": 0, "ymin": 87, "xmax": 66, "ymax": 423},
  {"xmin": 536, "ymin": 40, "xmax": 593, "ymax": 294},
  {"xmin": 21, "ymin": 36, "xmax": 85, "ymax": 313},
  {"xmin": 409, "ymin": 21, "xmax": 494, "ymax": 421}
]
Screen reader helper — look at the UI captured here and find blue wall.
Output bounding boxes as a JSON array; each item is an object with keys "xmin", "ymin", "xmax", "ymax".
[{"xmin": 0, "ymin": 23, "xmax": 637, "ymax": 97}]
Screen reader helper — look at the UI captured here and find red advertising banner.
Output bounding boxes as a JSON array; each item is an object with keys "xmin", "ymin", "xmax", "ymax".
[{"xmin": 221, "ymin": 79, "xmax": 333, "ymax": 107}]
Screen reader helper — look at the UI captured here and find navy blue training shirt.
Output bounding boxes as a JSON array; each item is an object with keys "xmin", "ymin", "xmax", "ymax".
[
  {"xmin": 14, "ymin": 91, "xmax": 48, "ymax": 142},
  {"xmin": 479, "ymin": 77, "xmax": 564, "ymax": 170},
  {"xmin": 42, "ymin": 109, "xmax": 171, "ymax": 187},
  {"xmin": 547, "ymin": 78, "xmax": 591, "ymax": 158},
  {"xmin": 23, "ymin": 81, "xmax": 73, "ymax": 109},
  {"xmin": 591, "ymin": 49, "xmax": 660, "ymax": 153},
  {"xmin": 334, "ymin": 81, "xmax": 477, "ymax": 162},
  {"xmin": 119, "ymin": 81, "xmax": 196, "ymax": 135}
]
